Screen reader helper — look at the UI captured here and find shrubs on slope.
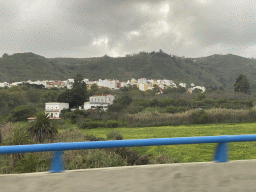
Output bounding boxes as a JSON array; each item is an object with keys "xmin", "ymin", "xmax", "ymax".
[{"xmin": 126, "ymin": 108, "xmax": 256, "ymax": 127}]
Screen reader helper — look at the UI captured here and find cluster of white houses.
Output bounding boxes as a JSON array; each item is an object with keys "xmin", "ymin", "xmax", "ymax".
[
  {"xmin": 45, "ymin": 94, "xmax": 115, "ymax": 118},
  {"xmin": 0, "ymin": 78, "xmax": 205, "ymax": 93}
]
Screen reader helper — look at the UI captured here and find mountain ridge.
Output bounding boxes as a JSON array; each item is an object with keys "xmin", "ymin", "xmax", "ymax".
[{"xmin": 1, "ymin": 52, "xmax": 255, "ymax": 91}]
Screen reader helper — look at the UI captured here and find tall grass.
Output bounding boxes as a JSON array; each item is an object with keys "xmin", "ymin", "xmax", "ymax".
[
  {"xmin": 0, "ymin": 123, "xmax": 174, "ymax": 174},
  {"xmin": 126, "ymin": 108, "xmax": 256, "ymax": 127}
]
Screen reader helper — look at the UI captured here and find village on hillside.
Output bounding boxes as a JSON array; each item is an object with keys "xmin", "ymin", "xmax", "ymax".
[{"xmin": 0, "ymin": 78, "xmax": 205, "ymax": 94}]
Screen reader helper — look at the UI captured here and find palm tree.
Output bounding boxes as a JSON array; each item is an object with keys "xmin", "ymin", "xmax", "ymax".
[
  {"xmin": 27, "ymin": 112, "xmax": 58, "ymax": 144},
  {"xmin": 4, "ymin": 125, "xmax": 33, "ymax": 168}
]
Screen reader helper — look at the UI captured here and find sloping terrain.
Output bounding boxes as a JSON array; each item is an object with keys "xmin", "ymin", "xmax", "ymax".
[{"xmin": 1, "ymin": 52, "xmax": 256, "ymax": 91}]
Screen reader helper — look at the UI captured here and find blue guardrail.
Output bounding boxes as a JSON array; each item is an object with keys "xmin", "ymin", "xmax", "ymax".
[{"xmin": 1, "ymin": 134, "xmax": 256, "ymax": 173}]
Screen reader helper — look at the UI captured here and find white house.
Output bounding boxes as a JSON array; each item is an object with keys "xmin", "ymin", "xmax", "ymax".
[
  {"xmin": 192, "ymin": 86, "xmax": 206, "ymax": 93},
  {"xmin": 139, "ymin": 83, "xmax": 148, "ymax": 91},
  {"xmin": 45, "ymin": 102, "xmax": 69, "ymax": 118},
  {"xmin": 138, "ymin": 78, "xmax": 147, "ymax": 84},
  {"xmin": 0, "ymin": 82, "xmax": 10, "ymax": 87},
  {"xmin": 179, "ymin": 83, "xmax": 186, "ymax": 88},
  {"xmin": 84, "ymin": 94, "xmax": 115, "ymax": 111}
]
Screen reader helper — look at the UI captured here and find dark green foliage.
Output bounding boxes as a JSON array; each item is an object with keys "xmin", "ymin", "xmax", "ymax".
[
  {"xmin": 163, "ymin": 86, "xmax": 186, "ymax": 94},
  {"xmin": 190, "ymin": 109, "xmax": 208, "ymax": 124},
  {"xmin": 108, "ymin": 104, "xmax": 123, "ymax": 113},
  {"xmin": 84, "ymin": 133, "xmax": 106, "ymax": 141},
  {"xmin": 27, "ymin": 112, "xmax": 58, "ymax": 143},
  {"xmin": 105, "ymin": 120, "xmax": 119, "ymax": 128},
  {"xmin": 59, "ymin": 108, "xmax": 71, "ymax": 119},
  {"xmin": 196, "ymin": 92, "xmax": 207, "ymax": 101},
  {"xmin": 162, "ymin": 106, "xmax": 186, "ymax": 114},
  {"xmin": 13, "ymin": 153, "xmax": 38, "ymax": 173},
  {"xmin": 234, "ymin": 74, "xmax": 250, "ymax": 94},
  {"xmin": 0, "ymin": 89, "xmax": 27, "ymax": 117},
  {"xmin": 40, "ymin": 90, "xmax": 58, "ymax": 103},
  {"xmin": 125, "ymin": 104, "xmax": 144, "ymax": 114},
  {"xmin": 7, "ymin": 105, "xmax": 37, "ymax": 122},
  {"xmin": 106, "ymin": 131, "xmax": 123, "ymax": 140},
  {"xmin": 193, "ymin": 88, "xmax": 203, "ymax": 93},
  {"xmin": 19, "ymin": 83, "xmax": 44, "ymax": 89},
  {"xmin": 26, "ymin": 89, "xmax": 44, "ymax": 103},
  {"xmin": 79, "ymin": 119, "xmax": 104, "ymax": 129},
  {"xmin": 134, "ymin": 154, "xmax": 153, "ymax": 165},
  {"xmin": 115, "ymin": 95, "xmax": 133, "ymax": 107},
  {"xmin": 89, "ymin": 84, "xmax": 99, "ymax": 96},
  {"xmin": 57, "ymin": 74, "xmax": 87, "ymax": 108},
  {"xmin": 162, "ymin": 106, "xmax": 178, "ymax": 113},
  {"xmin": 174, "ymin": 98, "xmax": 188, "ymax": 106}
]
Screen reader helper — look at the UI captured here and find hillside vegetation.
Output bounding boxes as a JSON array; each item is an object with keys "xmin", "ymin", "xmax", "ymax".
[{"xmin": 1, "ymin": 51, "xmax": 256, "ymax": 91}]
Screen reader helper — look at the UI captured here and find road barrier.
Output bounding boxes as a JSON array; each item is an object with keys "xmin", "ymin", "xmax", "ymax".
[{"xmin": 1, "ymin": 134, "xmax": 256, "ymax": 172}]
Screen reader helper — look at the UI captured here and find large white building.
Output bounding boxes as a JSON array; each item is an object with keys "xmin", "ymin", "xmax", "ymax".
[
  {"xmin": 84, "ymin": 94, "xmax": 115, "ymax": 111},
  {"xmin": 45, "ymin": 102, "xmax": 69, "ymax": 118}
]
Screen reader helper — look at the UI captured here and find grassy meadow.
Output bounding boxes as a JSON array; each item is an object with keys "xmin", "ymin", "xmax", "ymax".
[
  {"xmin": 1, "ymin": 120, "xmax": 256, "ymax": 174},
  {"xmin": 78, "ymin": 122, "xmax": 256, "ymax": 163}
]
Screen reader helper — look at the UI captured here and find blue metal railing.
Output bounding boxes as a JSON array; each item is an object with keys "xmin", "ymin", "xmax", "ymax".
[{"xmin": 1, "ymin": 134, "xmax": 256, "ymax": 173}]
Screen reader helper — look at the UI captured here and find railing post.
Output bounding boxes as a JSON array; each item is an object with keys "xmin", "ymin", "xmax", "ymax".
[
  {"xmin": 212, "ymin": 142, "xmax": 228, "ymax": 162},
  {"xmin": 49, "ymin": 151, "xmax": 64, "ymax": 173}
]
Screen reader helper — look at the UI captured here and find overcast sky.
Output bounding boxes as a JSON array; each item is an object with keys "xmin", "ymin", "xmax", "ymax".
[{"xmin": 1, "ymin": 0, "xmax": 256, "ymax": 59}]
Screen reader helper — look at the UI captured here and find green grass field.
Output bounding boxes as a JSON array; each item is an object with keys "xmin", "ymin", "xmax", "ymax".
[{"xmin": 78, "ymin": 122, "xmax": 256, "ymax": 163}]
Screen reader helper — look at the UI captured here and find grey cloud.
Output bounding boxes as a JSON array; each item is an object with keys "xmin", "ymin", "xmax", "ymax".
[{"xmin": 1, "ymin": 0, "xmax": 256, "ymax": 58}]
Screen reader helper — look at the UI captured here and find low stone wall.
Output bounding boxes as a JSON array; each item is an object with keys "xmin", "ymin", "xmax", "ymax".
[{"xmin": 1, "ymin": 159, "xmax": 256, "ymax": 192}]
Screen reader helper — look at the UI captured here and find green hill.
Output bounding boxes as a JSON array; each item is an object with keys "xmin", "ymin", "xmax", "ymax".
[{"xmin": 1, "ymin": 51, "xmax": 256, "ymax": 91}]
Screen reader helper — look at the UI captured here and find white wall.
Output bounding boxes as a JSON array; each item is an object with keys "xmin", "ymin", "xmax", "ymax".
[{"xmin": 45, "ymin": 103, "xmax": 69, "ymax": 118}]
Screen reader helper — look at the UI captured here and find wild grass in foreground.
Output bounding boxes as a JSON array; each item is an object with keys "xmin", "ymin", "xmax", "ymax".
[{"xmin": 0, "ymin": 122, "xmax": 175, "ymax": 174}]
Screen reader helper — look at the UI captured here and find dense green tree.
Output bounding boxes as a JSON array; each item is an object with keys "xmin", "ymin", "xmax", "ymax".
[
  {"xmin": 26, "ymin": 89, "xmax": 43, "ymax": 103},
  {"xmin": 115, "ymin": 95, "xmax": 133, "ymax": 107},
  {"xmin": 163, "ymin": 86, "xmax": 186, "ymax": 94},
  {"xmin": 27, "ymin": 112, "xmax": 58, "ymax": 144},
  {"xmin": 234, "ymin": 74, "xmax": 250, "ymax": 94},
  {"xmin": 57, "ymin": 74, "xmax": 88, "ymax": 108},
  {"xmin": 128, "ymin": 84, "xmax": 139, "ymax": 91},
  {"xmin": 7, "ymin": 105, "xmax": 37, "ymax": 122},
  {"xmin": 153, "ymin": 85, "xmax": 159, "ymax": 93},
  {"xmin": 40, "ymin": 90, "xmax": 58, "ymax": 103},
  {"xmin": 94, "ymin": 87, "xmax": 112, "ymax": 95},
  {"xmin": 196, "ymin": 92, "xmax": 207, "ymax": 101},
  {"xmin": 89, "ymin": 84, "xmax": 99, "ymax": 96}
]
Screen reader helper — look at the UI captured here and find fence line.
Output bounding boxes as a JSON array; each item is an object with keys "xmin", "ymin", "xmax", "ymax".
[{"xmin": 1, "ymin": 134, "xmax": 256, "ymax": 173}]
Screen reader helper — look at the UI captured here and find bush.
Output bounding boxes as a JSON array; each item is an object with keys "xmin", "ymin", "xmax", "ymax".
[
  {"xmin": 84, "ymin": 133, "xmax": 106, "ymax": 141},
  {"xmin": 190, "ymin": 109, "xmax": 208, "ymax": 124},
  {"xmin": 7, "ymin": 105, "xmax": 37, "ymax": 122},
  {"xmin": 196, "ymin": 92, "xmax": 207, "ymax": 101},
  {"xmin": 106, "ymin": 131, "xmax": 123, "ymax": 140},
  {"xmin": 105, "ymin": 120, "xmax": 119, "ymax": 128},
  {"xmin": 151, "ymin": 154, "xmax": 170, "ymax": 164},
  {"xmin": 80, "ymin": 120, "xmax": 104, "ymax": 129},
  {"xmin": 134, "ymin": 154, "xmax": 153, "ymax": 165},
  {"xmin": 162, "ymin": 106, "xmax": 178, "ymax": 113},
  {"xmin": 13, "ymin": 153, "xmax": 38, "ymax": 173}
]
